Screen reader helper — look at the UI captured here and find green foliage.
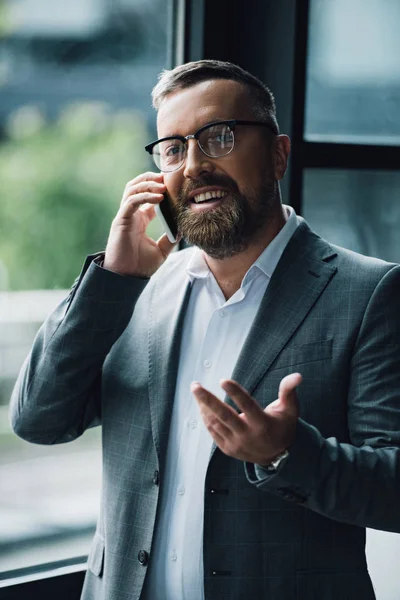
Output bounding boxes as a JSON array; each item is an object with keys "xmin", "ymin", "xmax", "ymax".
[
  {"xmin": 0, "ymin": 0, "xmax": 11, "ymax": 37},
  {"xmin": 0, "ymin": 103, "xmax": 161, "ymax": 290}
]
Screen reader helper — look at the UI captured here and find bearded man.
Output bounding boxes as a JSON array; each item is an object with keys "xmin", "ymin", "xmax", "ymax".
[{"xmin": 10, "ymin": 60, "xmax": 400, "ymax": 600}]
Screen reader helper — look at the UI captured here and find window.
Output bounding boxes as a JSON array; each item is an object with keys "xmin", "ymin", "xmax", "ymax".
[
  {"xmin": 305, "ymin": 0, "xmax": 400, "ymax": 145},
  {"xmin": 290, "ymin": 0, "xmax": 400, "ymax": 267},
  {"xmin": 0, "ymin": 0, "xmax": 168, "ymax": 573},
  {"xmin": 303, "ymin": 169, "xmax": 400, "ymax": 262}
]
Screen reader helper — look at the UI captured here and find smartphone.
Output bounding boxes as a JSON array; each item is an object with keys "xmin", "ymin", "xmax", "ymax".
[{"xmin": 155, "ymin": 192, "xmax": 179, "ymax": 243}]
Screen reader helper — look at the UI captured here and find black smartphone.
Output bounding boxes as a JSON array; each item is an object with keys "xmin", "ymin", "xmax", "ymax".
[{"xmin": 155, "ymin": 192, "xmax": 179, "ymax": 243}]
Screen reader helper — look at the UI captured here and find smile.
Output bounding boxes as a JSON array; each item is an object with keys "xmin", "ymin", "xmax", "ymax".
[{"xmin": 192, "ymin": 190, "xmax": 229, "ymax": 203}]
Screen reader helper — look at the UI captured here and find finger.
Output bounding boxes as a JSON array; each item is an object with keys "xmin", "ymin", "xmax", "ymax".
[
  {"xmin": 118, "ymin": 192, "xmax": 164, "ymax": 218},
  {"xmin": 138, "ymin": 203, "xmax": 156, "ymax": 218},
  {"xmin": 124, "ymin": 172, "xmax": 164, "ymax": 189},
  {"xmin": 202, "ymin": 413, "xmax": 232, "ymax": 440},
  {"xmin": 156, "ymin": 233, "xmax": 179, "ymax": 259},
  {"xmin": 123, "ymin": 181, "xmax": 166, "ymax": 204},
  {"xmin": 206, "ymin": 425, "xmax": 226, "ymax": 447},
  {"xmin": 277, "ymin": 372, "xmax": 302, "ymax": 416},
  {"xmin": 137, "ymin": 203, "xmax": 157, "ymax": 229},
  {"xmin": 121, "ymin": 186, "xmax": 165, "ymax": 210},
  {"xmin": 220, "ymin": 379, "xmax": 263, "ymax": 421},
  {"xmin": 191, "ymin": 382, "xmax": 245, "ymax": 432},
  {"xmin": 279, "ymin": 372, "xmax": 302, "ymax": 400}
]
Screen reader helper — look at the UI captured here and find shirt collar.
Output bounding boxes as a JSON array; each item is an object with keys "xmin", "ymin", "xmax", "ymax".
[
  {"xmin": 186, "ymin": 204, "xmax": 298, "ymax": 283},
  {"xmin": 249, "ymin": 204, "xmax": 298, "ymax": 279}
]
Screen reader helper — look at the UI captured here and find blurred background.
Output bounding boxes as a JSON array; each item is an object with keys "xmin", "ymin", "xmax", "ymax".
[
  {"xmin": 0, "ymin": 0, "xmax": 167, "ymax": 574},
  {"xmin": 0, "ymin": 0, "xmax": 400, "ymax": 598},
  {"xmin": 302, "ymin": 0, "xmax": 400, "ymax": 263}
]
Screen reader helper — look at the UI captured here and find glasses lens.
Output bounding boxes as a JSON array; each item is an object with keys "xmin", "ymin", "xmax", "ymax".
[
  {"xmin": 152, "ymin": 139, "xmax": 186, "ymax": 172},
  {"xmin": 199, "ymin": 123, "xmax": 234, "ymax": 157}
]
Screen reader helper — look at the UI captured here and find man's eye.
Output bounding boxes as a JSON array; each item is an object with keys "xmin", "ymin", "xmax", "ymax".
[
  {"xmin": 208, "ymin": 134, "xmax": 231, "ymax": 144},
  {"xmin": 165, "ymin": 145, "xmax": 182, "ymax": 157}
]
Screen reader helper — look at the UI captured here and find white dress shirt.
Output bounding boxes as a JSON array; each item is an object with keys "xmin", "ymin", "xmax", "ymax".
[{"xmin": 141, "ymin": 206, "xmax": 299, "ymax": 600}]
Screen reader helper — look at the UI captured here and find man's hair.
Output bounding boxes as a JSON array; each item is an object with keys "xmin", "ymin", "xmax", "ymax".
[{"xmin": 151, "ymin": 59, "xmax": 280, "ymax": 134}]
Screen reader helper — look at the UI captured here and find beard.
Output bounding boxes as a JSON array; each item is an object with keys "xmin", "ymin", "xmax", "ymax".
[{"xmin": 174, "ymin": 174, "xmax": 278, "ymax": 259}]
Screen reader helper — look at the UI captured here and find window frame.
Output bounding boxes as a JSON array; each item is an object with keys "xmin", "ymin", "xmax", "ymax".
[
  {"xmin": 0, "ymin": 559, "xmax": 86, "ymax": 600},
  {"xmin": 289, "ymin": 0, "xmax": 400, "ymax": 214}
]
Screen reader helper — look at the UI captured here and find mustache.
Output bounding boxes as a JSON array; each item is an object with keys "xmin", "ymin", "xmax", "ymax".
[{"xmin": 177, "ymin": 174, "xmax": 239, "ymax": 203}]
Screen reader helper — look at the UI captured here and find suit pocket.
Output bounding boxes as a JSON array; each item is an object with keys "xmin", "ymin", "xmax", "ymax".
[
  {"xmin": 269, "ymin": 339, "xmax": 333, "ymax": 371},
  {"xmin": 296, "ymin": 570, "xmax": 375, "ymax": 600},
  {"xmin": 87, "ymin": 533, "xmax": 105, "ymax": 577}
]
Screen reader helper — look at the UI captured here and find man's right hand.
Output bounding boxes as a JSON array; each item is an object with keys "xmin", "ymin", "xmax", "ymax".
[{"xmin": 103, "ymin": 172, "xmax": 178, "ymax": 278}]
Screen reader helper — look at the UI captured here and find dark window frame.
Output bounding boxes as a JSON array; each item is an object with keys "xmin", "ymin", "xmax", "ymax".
[{"xmin": 289, "ymin": 0, "xmax": 400, "ymax": 215}]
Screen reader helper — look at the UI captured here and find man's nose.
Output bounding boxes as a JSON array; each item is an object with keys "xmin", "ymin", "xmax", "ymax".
[{"xmin": 183, "ymin": 139, "xmax": 215, "ymax": 179}]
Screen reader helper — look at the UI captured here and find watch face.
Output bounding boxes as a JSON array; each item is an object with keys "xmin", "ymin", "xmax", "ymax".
[{"xmin": 269, "ymin": 449, "xmax": 289, "ymax": 471}]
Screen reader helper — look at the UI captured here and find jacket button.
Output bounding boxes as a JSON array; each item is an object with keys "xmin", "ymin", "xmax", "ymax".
[
  {"xmin": 153, "ymin": 470, "xmax": 159, "ymax": 485},
  {"xmin": 283, "ymin": 491, "xmax": 295, "ymax": 501},
  {"xmin": 138, "ymin": 550, "xmax": 149, "ymax": 565}
]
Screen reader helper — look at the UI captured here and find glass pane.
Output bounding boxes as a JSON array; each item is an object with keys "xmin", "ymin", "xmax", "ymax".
[
  {"xmin": 306, "ymin": 0, "xmax": 400, "ymax": 145},
  {"xmin": 303, "ymin": 169, "xmax": 400, "ymax": 263},
  {"xmin": 0, "ymin": 0, "xmax": 168, "ymax": 573}
]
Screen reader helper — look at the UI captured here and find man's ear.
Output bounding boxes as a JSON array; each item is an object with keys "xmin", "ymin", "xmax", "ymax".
[{"xmin": 273, "ymin": 135, "xmax": 291, "ymax": 181}]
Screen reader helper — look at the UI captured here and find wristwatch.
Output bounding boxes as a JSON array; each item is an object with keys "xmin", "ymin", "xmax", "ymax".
[{"xmin": 264, "ymin": 449, "xmax": 289, "ymax": 472}]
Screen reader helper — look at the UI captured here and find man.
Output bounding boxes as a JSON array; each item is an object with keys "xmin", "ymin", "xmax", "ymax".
[{"xmin": 10, "ymin": 60, "xmax": 400, "ymax": 600}]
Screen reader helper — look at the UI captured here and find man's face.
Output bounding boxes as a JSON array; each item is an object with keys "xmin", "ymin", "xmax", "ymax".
[{"xmin": 156, "ymin": 79, "xmax": 288, "ymax": 258}]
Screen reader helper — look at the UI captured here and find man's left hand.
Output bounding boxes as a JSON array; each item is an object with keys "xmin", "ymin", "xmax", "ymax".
[{"xmin": 191, "ymin": 373, "xmax": 302, "ymax": 466}]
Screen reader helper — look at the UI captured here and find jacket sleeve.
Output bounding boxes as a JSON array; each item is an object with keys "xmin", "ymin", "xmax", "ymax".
[
  {"xmin": 245, "ymin": 265, "xmax": 400, "ymax": 533},
  {"xmin": 9, "ymin": 254, "xmax": 149, "ymax": 445}
]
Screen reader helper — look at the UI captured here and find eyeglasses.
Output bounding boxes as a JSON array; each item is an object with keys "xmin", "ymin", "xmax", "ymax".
[{"xmin": 144, "ymin": 119, "xmax": 277, "ymax": 172}]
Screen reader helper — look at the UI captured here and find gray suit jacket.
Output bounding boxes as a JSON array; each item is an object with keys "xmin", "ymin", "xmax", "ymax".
[{"xmin": 10, "ymin": 219, "xmax": 400, "ymax": 600}]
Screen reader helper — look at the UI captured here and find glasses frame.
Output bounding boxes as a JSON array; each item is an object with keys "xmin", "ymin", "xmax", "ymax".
[{"xmin": 144, "ymin": 119, "xmax": 277, "ymax": 172}]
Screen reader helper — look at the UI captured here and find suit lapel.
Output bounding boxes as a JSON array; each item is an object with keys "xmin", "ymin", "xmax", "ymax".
[
  {"xmin": 148, "ymin": 253, "xmax": 192, "ymax": 463},
  {"xmin": 227, "ymin": 220, "xmax": 338, "ymax": 409}
]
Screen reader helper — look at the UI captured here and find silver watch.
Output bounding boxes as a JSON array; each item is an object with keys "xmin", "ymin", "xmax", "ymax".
[{"xmin": 265, "ymin": 449, "xmax": 289, "ymax": 472}]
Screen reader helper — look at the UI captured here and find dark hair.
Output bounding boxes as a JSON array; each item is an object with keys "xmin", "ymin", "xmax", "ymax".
[{"xmin": 151, "ymin": 59, "xmax": 279, "ymax": 134}]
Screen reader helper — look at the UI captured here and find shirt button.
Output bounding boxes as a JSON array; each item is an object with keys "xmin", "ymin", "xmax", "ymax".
[
  {"xmin": 177, "ymin": 485, "xmax": 185, "ymax": 495},
  {"xmin": 219, "ymin": 309, "xmax": 226, "ymax": 317},
  {"xmin": 170, "ymin": 551, "xmax": 177, "ymax": 561},
  {"xmin": 203, "ymin": 359, "xmax": 212, "ymax": 368},
  {"xmin": 138, "ymin": 550, "xmax": 149, "ymax": 565},
  {"xmin": 188, "ymin": 418, "xmax": 198, "ymax": 429},
  {"xmin": 152, "ymin": 470, "xmax": 159, "ymax": 485}
]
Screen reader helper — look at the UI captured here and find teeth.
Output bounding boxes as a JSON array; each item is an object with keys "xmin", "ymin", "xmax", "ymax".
[{"xmin": 193, "ymin": 190, "xmax": 228, "ymax": 203}]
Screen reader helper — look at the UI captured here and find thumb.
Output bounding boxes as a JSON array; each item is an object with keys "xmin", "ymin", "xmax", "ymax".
[
  {"xmin": 156, "ymin": 233, "xmax": 180, "ymax": 260},
  {"xmin": 277, "ymin": 372, "xmax": 302, "ymax": 416}
]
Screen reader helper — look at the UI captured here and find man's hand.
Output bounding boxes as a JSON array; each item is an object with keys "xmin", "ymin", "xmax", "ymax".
[
  {"xmin": 104, "ymin": 172, "xmax": 179, "ymax": 278},
  {"xmin": 191, "ymin": 373, "xmax": 302, "ymax": 466}
]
